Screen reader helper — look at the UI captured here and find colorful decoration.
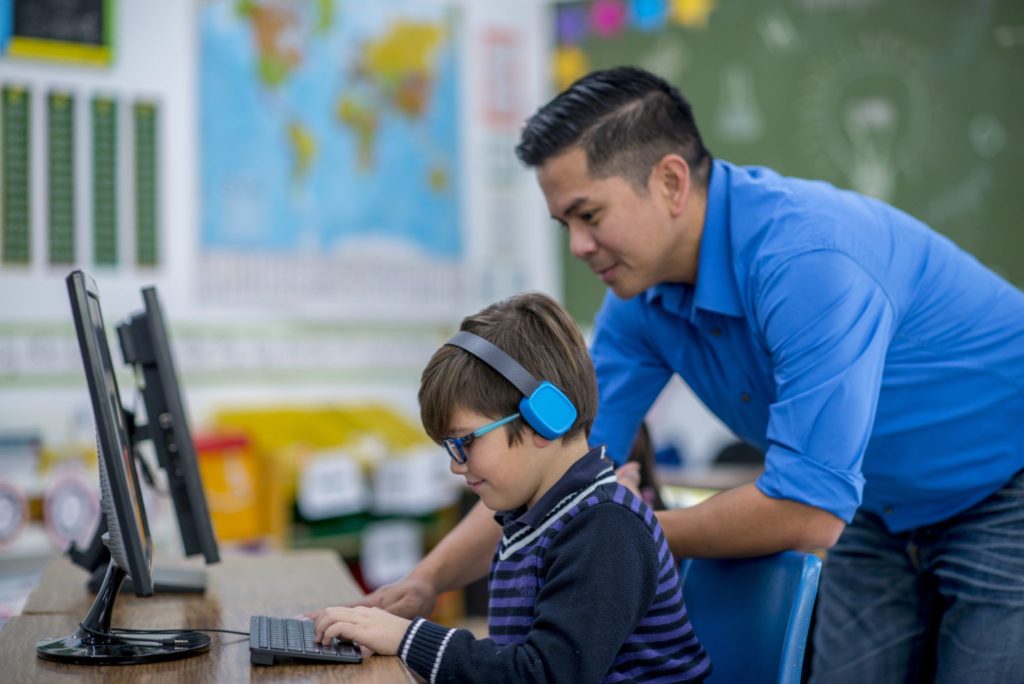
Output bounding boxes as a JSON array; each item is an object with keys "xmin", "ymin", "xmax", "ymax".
[
  {"xmin": 554, "ymin": 45, "xmax": 590, "ymax": 91},
  {"xmin": 670, "ymin": 0, "xmax": 716, "ymax": 29},
  {"xmin": 590, "ymin": 0, "xmax": 627, "ymax": 38},
  {"xmin": 631, "ymin": 0, "xmax": 669, "ymax": 32},
  {"xmin": 556, "ymin": 4, "xmax": 589, "ymax": 45}
]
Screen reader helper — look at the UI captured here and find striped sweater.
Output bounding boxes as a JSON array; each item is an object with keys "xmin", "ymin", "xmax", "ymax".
[{"xmin": 398, "ymin": 446, "xmax": 711, "ymax": 683}]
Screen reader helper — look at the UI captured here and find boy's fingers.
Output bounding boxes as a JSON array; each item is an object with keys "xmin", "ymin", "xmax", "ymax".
[
  {"xmin": 323, "ymin": 621, "xmax": 350, "ymax": 644},
  {"xmin": 314, "ymin": 613, "xmax": 331, "ymax": 641}
]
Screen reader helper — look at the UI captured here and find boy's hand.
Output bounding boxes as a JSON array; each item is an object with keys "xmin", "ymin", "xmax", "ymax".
[
  {"xmin": 314, "ymin": 606, "xmax": 411, "ymax": 656},
  {"xmin": 350, "ymin": 577, "xmax": 437, "ymax": 620}
]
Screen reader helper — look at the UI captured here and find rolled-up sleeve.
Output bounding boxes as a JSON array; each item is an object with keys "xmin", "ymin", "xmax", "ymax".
[
  {"xmin": 753, "ymin": 249, "xmax": 894, "ymax": 522},
  {"xmin": 590, "ymin": 292, "xmax": 674, "ymax": 464}
]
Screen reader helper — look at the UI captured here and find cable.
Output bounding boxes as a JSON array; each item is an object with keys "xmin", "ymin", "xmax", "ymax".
[
  {"xmin": 78, "ymin": 622, "xmax": 250, "ymax": 645},
  {"xmin": 79, "ymin": 623, "xmax": 184, "ymax": 647},
  {"xmin": 112, "ymin": 626, "xmax": 250, "ymax": 637}
]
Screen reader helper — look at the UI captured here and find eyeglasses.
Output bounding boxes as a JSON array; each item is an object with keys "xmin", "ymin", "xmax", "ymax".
[{"xmin": 442, "ymin": 413, "xmax": 520, "ymax": 464}]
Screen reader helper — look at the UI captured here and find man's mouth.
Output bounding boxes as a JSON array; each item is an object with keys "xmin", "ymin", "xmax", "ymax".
[{"xmin": 594, "ymin": 263, "xmax": 618, "ymax": 283}]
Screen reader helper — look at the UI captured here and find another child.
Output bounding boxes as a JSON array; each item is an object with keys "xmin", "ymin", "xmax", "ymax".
[{"xmin": 314, "ymin": 292, "xmax": 710, "ymax": 682}]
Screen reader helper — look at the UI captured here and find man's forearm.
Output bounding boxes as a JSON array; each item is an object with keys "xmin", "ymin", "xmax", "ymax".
[
  {"xmin": 657, "ymin": 483, "xmax": 845, "ymax": 558},
  {"xmin": 409, "ymin": 500, "xmax": 500, "ymax": 592}
]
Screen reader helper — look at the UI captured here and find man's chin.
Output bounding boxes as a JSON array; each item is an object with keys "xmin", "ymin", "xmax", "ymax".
[{"xmin": 607, "ymin": 280, "xmax": 645, "ymax": 300}]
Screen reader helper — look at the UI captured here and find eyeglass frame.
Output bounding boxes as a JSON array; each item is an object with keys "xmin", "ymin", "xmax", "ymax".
[{"xmin": 442, "ymin": 412, "xmax": 521, "ymax": 464}]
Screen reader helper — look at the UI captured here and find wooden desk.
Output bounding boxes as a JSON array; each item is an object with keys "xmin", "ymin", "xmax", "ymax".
[{"xmin": 0, "ymin": 550, "xmax": 415, "ymax": 682}]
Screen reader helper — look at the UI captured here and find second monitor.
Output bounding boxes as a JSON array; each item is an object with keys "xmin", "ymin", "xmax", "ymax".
[{"xmin": 118, "ymin": 286, "xmax": 219, "ymax": 564}]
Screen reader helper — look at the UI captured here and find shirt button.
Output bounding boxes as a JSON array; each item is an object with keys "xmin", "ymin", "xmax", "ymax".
[
  {"xmin": 740, "ymin": 392, "xmax": 751, "ymax": 403},
  {"xmin": 884, "ymin": 506, "xmax": 894, "ymax": 514},
  {"xmin": 711, "ymin": 327, "xmax": 722, "ymax": 337}
]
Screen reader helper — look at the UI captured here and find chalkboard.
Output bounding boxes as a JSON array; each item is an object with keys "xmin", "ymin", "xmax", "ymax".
[
  {"xmin": 553, "ymin": 0, "xmax": 1024, "ymax": 325},
  {"xmin": 7, "ymin": 0, "xmax": 112, "ymax": 65}
]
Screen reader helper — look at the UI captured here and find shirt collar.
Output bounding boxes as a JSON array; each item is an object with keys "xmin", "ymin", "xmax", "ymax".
[
  {"xmin": 643, "ymin": 280, "xmax": 693, "ymax": 319},
  {"xmin": 493, "ymin": 445, "xmax": 613, "ymax": 531},
  {"xmin": 644, "ymin": 159, "xmax": 744, "ymax": 319}
]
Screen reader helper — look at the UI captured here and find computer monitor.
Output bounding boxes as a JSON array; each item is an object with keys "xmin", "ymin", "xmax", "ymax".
[
  {"xmin": 37, "ymin": 270, "xmax": 209, "ymax": 664},
  {"xmin": 118, "ymin": 287, "xmax": 219, "ymax": 559},
  {"xmin": 69, "ymin": 286, "xmax": 220, "ymax": 593}
]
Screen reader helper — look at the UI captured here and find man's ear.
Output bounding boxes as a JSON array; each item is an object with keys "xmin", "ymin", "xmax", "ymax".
[{"xmin": 652, "ymin": 153, "xmax": 691, "ymax": 217}]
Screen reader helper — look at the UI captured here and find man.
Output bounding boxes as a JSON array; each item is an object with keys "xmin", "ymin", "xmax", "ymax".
[{"xmin": 358, "ymin": 67, "xmax": 1024, "ymax": 681}]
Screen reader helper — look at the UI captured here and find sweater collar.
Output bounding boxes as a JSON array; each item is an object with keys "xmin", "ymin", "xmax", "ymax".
[{"xmin": 494, "ymin": 445, "xmax": 612, "ymax": 531}]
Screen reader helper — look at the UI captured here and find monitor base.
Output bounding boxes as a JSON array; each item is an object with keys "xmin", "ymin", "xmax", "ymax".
[
  {"xmin": 40, "ymin": 557, "xmax": 212, "ymax": 666},
  {"xmin": 36, "ymin": 629, "xmax": 210, "ymax": 665}
]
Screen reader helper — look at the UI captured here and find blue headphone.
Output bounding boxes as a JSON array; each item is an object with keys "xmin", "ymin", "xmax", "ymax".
[{"xmin": 445, "ymin": 331, "xmax": 578, "ymax": 440}]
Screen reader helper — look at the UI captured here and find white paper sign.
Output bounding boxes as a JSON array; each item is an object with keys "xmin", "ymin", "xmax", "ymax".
[
  {"xmin": 372, "ymin": 448, "xmax": 460, "ymax": 515},
  {"xmin": 297, "ymin": 453, "xmax": 367, "ymax": 520},
  {"xmin": 360, "ymin": 520, "xmax": 423, "ymax": 590}
]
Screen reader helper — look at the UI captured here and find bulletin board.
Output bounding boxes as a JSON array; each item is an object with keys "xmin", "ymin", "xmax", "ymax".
[{"xmin": 5, "ymin": 0, "xmax": 113, "ymax": 66}]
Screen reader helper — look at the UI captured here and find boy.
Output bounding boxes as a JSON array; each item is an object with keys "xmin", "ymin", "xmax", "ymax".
[{"xmin": 314, "ymin": 292, "xmax": 710, "ymax": 682}]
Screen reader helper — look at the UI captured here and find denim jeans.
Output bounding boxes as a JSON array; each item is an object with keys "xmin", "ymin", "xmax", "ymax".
[{"xmin": 810, "ymin": 469, "xmax": 1024, "ymax": 683}]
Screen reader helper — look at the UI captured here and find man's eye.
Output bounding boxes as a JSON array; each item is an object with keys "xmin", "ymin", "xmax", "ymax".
[{"xmin": 581, "ymin": 211, "xmax": 598, "ymax": 225}]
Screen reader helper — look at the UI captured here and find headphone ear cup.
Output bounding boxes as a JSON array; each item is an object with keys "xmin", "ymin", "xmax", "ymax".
[{"xmin": 519, "ymin": 382, "xmax": 578, "ymax": 440}]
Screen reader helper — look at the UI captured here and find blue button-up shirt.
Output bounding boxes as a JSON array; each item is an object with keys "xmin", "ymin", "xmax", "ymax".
[{"xmin": 590, "ymin": 160, "xmax": 1024, "ymax": 532}]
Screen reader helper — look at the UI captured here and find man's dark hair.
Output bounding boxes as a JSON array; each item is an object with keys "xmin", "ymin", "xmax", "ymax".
[{"xmin": 515, "ymin": 66, "xmax": 712, "ymax": 191}]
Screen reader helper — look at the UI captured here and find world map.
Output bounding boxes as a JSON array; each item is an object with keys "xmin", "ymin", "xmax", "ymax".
[{"xmin": 200, "ymin": 0, "xmax": 460, "ymax": 260}]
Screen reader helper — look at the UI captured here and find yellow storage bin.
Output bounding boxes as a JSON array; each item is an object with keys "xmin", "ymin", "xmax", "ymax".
[{"xmin": 195, "ymin": 433, "xmax": 264, "ymax": 543}]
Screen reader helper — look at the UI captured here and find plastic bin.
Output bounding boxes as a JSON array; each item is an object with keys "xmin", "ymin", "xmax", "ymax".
[{"xmin": 194, "ymin": 433, "xmax": 262, "ymax": 542}]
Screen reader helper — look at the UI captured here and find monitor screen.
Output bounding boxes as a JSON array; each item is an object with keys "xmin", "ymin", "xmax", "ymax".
[
  {"xmin": 66, "ymin": 270, "xmax": 154, "ymax": 596},
  {"xmin": 117, "ymin": 286, "xmax": 219, "ymax": 563}
]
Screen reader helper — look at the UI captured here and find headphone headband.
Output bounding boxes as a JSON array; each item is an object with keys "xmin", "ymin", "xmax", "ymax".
[
  {"xmin": 444, "ymin": 330, "xmax": 578, "ymax": 441},
  {"xmin": 446, "ymin": 331, "xmax": 540, "ymax": 397}
]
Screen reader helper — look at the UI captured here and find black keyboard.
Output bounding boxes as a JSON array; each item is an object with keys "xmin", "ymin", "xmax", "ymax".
[{"xmin": 249, "ymin": 615, "xmax": 362, "ymax": 666}]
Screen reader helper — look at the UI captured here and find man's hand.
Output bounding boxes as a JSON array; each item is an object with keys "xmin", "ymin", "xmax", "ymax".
[
  {"xmin": 615, "ymin": 461, "xmax": 642, "ymax": 497},
  {"xmin": 350, "ymin": 576, "xmax": 438, "ymax": 620},
  {"xmin": 315, "ymin": 606, "xmax": 411, "ymax": 656}
]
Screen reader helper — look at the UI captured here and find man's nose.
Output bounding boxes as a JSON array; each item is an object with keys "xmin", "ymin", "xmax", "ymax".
[
  {"xmin": 449, "ymin": 457, "xmax": 468, "ymax": 475},
  {"xmin": 568, "ymin": 224, "xmax": 597, "ymax": 259}
]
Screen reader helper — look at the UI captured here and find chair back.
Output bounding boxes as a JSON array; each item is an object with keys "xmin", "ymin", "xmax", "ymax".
[{"xmin": 681, "ymin": 551, "xmax": 822, "ymax": 684}]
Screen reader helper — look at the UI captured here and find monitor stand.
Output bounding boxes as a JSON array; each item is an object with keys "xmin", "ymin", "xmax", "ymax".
[
  {"xmin": 73, "ymin": 522, "xmax": 208, "ymax": 594},
  {"xmin": 88, "ymin": 563, "xmax": 207, "ymax": 594},
  {"xmin": 36, "ymin": 559, "xmax": 210, "ymax": 665}
]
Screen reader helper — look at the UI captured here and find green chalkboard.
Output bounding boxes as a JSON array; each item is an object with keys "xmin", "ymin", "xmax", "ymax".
[{"xmin": 554, "ymin": 1, "xmax": 1024, "ymax": 325}]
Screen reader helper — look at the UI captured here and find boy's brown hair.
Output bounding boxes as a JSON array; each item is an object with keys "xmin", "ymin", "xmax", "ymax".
[{"xmin": 419, "ymin": 292, "xmax": 598, "ymax": 446}]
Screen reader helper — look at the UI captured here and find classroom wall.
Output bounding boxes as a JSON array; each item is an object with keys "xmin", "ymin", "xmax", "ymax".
[
  {"xmin": 0, "ymin": 0, "xmax": 557, "ymax": 447},
  {"xmin": 0, "ymin": 0, "xmax": 739, "ymax": 484}
]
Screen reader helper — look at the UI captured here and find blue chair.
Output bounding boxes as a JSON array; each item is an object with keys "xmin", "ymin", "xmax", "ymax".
[{"xmin": 680, "ymin": 551, "xmax": 822, "ymax": 684}]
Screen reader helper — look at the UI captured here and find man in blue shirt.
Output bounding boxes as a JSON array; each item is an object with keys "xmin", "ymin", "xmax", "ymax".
[{"xmin": 354, "ymin": 67, "xmax": 1024, "ymax": 681}]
